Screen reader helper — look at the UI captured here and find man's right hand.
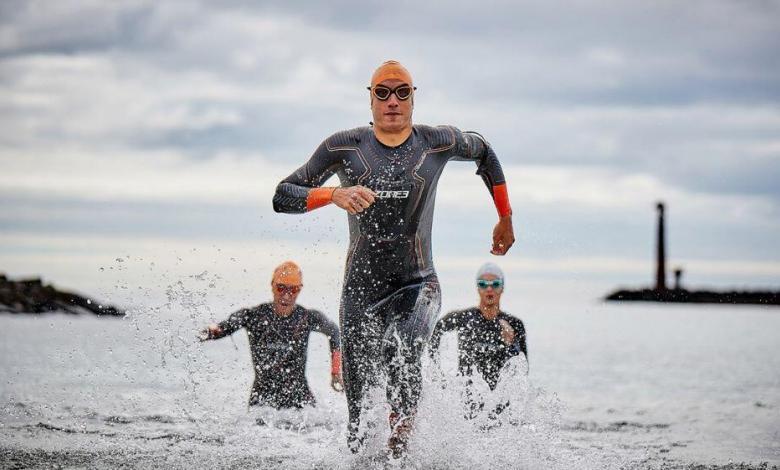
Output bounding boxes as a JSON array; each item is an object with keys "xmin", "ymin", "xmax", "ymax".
[{"xmin": 332, "ymin": 186, "xmax": 376, "ymax": 215}]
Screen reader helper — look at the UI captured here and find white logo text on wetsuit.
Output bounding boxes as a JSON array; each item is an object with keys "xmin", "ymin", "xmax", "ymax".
[{"xmin": 375, "ymin": 190, "xmax": 410, "ymax": 199}]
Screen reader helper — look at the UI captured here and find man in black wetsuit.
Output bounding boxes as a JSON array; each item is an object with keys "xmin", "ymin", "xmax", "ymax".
[
  {"xmin": 199, "ymin": 261, "xmax": 343, "ymax": 409},
  {"xmin": 428, "ymin": 262, "xmax": 527, "ymax": 417},
  {"xmin": 272, "ymin": 60, "xmax": 516, "ymax": 455}
]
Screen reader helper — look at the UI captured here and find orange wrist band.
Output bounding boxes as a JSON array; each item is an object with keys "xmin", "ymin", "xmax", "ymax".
[
  {"xmin": 492, "ymin": 183, "xmax": 512, "ymax": 217},
  {"xmin": 331, "ymin": 350, "xmax": 342, "ymax": 375},
  {"xmin": 306, "ymin": 187, "xmax": 336, "ymax": 211}
]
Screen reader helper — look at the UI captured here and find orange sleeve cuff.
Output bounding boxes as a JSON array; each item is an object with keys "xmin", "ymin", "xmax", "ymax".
[
  {"xmin": 492, "ymin": 183, "xmax": 512, "ymax": 217},
  {"xmin": 306, "ymin": 187, "xmax": 336, "ymax": 211},
  {"xmin": 331, "ymin": 350, "xmax": 342, "ymax": 375}
]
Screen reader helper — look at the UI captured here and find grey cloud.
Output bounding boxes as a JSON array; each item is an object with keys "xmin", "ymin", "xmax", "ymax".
[
  {"xmin": 4, "ymin": 0, "xmax": 778, "ymax": 108},
  {"xmin": 3, "ymin": 189, "xmax": 776, "ymax": 265},
  {"xmin": 0, "ymin": 192, "xmax": 344, "ymax": 245},
  {"xmin": 4, "ymin": 0, "xmax": 777, "ymax": 110},
  {"xmin": 664, "ymin": 158, "xmax": 780, "ymax": 199},
  {"xmin": 1, "ymin": 0, "xmax": 778, "ymax": 277},
  {"xmin": 435, "ymin": 199, "xmax": 780, "ymax": 264},
  {"xmin": 0, "ymin": 1, "xmax": 167, "ymax": 57},
  {"xmin": 133, "ymin": 103, "xmax": 367, "ymax": 158},
  {"xmin": 450, "ymin": 103, "xmax": 780, "ymax": 201}
]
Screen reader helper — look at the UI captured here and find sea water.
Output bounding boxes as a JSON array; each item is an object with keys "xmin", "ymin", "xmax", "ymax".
[{"xmin": 1, "ymin": 293, "xmax": 778, "ymax": 469}]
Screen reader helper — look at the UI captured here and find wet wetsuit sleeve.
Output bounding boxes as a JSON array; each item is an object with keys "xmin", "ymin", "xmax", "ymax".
[
  {"xmin": 308, "ymin": 309, "xmax": 341, "ymax": 352},
  {"xmin": 505, "ymin": 317, "xmax": 527, "ymax": 363},
  {"xmin": 448, "ymin": 127, "xmax": 513, "ymax": 217},
  {"xmin": 308, "ymin": 309, "xmax": 342, "ymax": 375},
  {"xmin": 213, "ymin": 309, "xmax": 248, "ymax": 339},
  {"xmin": 428, "ymin": 311, "xmax": 464, "ymax": 359},
  {"xmin": 272, "ymin": 140, "xmax": 343, "ymax": 213}
]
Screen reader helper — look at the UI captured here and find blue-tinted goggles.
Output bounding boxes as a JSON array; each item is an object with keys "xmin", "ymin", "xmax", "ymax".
[{"xmin": 477, "ymin": 279, "xmax": 504, "ymax": 290}]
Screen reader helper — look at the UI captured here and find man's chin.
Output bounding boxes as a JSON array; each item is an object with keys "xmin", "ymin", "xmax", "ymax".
[{"xmin": 377, "ymin": 119, "xmax": 409, "ymax": 132}]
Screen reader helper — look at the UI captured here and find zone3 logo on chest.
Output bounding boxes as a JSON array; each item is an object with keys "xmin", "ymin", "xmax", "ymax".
[{"xmin": 374, "ymin": 190, "xmax": 410, "ymax": 199}]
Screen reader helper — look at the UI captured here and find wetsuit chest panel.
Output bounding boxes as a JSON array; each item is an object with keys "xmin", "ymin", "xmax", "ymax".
[
  {"xmin": 354, "ymin": 135, "xmax": 426, "ymax": 240},
  {"xmin": 319, "ymin": 128, "xmax": 462, "ymax": 282},
  {"xmin": 359, "ymin": 176, "xmax": 417, "ymax": 240},
  {"xmin": 455, "ymin": 310, "xmax": 510, "ymax": 374},
  {"xmin": 243, "ymin": 307, "xmax": 311, "ymax": 376}
]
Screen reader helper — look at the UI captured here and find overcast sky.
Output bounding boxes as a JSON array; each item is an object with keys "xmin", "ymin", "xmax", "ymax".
[{"xmin": 1, "ymin": 0, "xmax": 778, "ymax": 311}]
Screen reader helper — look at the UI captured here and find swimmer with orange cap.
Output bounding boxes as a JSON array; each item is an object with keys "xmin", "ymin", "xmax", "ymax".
[
  {"xmin": 199, "ymin": 261, "xmax": 343, "ymax": 409},
  {"xmin": 273, "ymin": 60, "xmax": 516, "ymax": 456}
]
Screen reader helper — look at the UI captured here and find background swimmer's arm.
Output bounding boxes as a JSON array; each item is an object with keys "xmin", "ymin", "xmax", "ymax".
[
  {"xmin": 427, "ymin": 311, "xmax": 463, "ymax": 360},
  {"xmin": 309, "ymin": 310, "xmax": 344, "ymax": 392},
  {"xmin": 272, "ymin": 140, "xmax": 343, "ymax": 213},
  {"xmin": 308, "ymin": 309, "xmax": 341, "ymax": 353},
  {"xmin": 504, "ymin": 317, "xmax": 528, "ymax": 363},
  {"xmin": 198, "ymin": 310, "xmax": 246, "ymax": 341},
  {"xmin": 448, "ymin": 127, "xmax": 516, "ymax": 255}
]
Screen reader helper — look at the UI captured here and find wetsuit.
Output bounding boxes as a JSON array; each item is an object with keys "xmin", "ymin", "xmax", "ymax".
[
  {"xmin": 429, "ymin": 308, "xmax": 526, "ymax": 419},
  {"xmin": 211, "ymin": 303, "xmax": 340, "ymax": 409},
  {"xmin": 428, "ymin": 308, "xmax": 527, "ymax": 390},
  {"xmin": 273, "ymin": 125, "xmax": 510, "ymax": 447}
]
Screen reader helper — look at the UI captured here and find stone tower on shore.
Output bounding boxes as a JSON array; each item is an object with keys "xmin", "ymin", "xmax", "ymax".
[{"xmin": 655, "ymin": 202, "xmax": 666, "ymax": 292}]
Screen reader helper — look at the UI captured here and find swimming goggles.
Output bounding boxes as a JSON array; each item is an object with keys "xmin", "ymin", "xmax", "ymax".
[
  {"xmin": 368, "ymin": 84, "xmax": 416, "ymax": 101},
  {"xmin": 477, "ymin": 279, "xmax": 504, "ymax": 290},
  {"xmin": 274, "ymin": 283, "xmax": 302, "ymax": 295}
]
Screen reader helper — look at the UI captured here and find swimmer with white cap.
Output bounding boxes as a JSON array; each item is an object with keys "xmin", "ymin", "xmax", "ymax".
[{"xmin": 429, "ymin": 262, "xmax": 528, "ymax": 412}]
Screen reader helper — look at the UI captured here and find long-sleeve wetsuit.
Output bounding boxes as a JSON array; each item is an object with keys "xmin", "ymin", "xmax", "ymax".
[
  {"xmin": 429, "ymin": 308, "xmax": 527, "ymax": 419},
  {"xmin": 428, "ymin": 308, "xmax": 527, "ymax": 390},
  {"xmin": 211, "ymin": 303, "xmax": 340, "ymax": 409},
  {"xmin": 272, "ymin": 124, "xmax": 510, "ymax": 448}
]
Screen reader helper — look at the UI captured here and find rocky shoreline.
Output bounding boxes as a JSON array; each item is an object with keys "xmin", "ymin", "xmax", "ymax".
[{"xmin": 0, "ymin": 274, "xmax": 124, "ymax": 317}]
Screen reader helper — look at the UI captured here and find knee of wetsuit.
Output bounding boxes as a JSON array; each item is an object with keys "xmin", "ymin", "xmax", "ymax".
[{"xmin": 381, "ymin": 326, "xmax": 426, "ymax": 364}]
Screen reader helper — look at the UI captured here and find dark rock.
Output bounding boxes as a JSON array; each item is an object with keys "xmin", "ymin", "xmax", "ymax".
[{"xmin": 0, "ymin": 273, "xmax": 124, "ymax": 317}]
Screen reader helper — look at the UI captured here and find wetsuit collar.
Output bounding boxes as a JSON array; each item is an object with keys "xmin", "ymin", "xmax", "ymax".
[
  {"xmin": 272, "ymin": 303, "xmax": 298, "ymax": 318},
  {"xmin": 372, "ymin": 126, "xmax": 413, "ymax": 148},
  {"xmin": 478, "ymin": 305, "xmax": 501, "ymax": 321}
]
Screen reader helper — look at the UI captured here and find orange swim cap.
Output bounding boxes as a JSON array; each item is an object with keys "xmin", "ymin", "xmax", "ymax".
[
  {"xmin": 272, "ymin": 261, "xmax": 302, "ymax": 286},
  {"xmin": 370, "ymin": 60, "xmax": 413, "ymax": 88}
]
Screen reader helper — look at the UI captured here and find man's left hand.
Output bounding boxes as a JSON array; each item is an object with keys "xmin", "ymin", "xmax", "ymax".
[
  {"xmin": 491, "ymin": 215, "xmax": 515, "ymax": 255},
  {"xmin": 330, "ymin": 373, "xmax": 344, "ymax": 392}
]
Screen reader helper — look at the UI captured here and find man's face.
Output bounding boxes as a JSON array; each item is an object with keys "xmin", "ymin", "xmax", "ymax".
[
  {"xmin": 271, "ymin": 282, "xmax": 301, "ymax": 315},
  {"xmin": 370, "ymin": 78, "xmax": 414, "ymax": 134},
  {"xmin": 477, "ymin": 273, "xmax": 503, "ymax": 306}
]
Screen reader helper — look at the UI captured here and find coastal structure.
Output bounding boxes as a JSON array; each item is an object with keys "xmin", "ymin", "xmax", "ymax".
[{"xmin": 604, "ymin": 202, "xmax": 779, "ymax": 306}]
